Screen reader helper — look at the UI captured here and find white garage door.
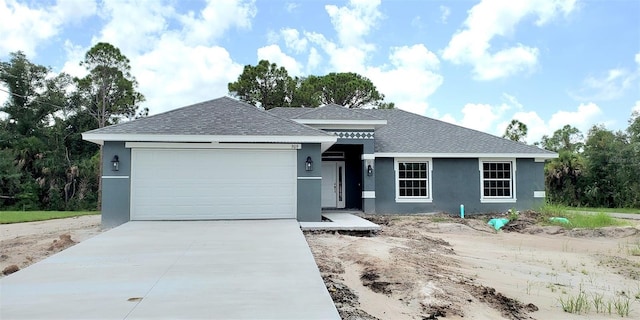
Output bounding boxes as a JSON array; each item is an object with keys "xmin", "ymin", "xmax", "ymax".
[{"xmin": 130, "ymin": 148, "xmax": 297, "ymax": 220}]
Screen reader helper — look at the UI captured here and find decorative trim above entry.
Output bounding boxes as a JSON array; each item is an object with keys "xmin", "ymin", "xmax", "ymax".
[{"xmin": 328, "ymin": 131, "xmax": 374, "ymax": 139}]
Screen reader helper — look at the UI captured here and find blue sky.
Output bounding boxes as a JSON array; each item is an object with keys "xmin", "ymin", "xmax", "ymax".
[{"xmin": 1, "ymin": 0, "xmax": 638, "ymax": 143}]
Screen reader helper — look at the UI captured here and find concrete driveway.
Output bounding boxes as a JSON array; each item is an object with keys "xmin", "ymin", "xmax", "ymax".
[{"xmin": 0, "ymin": 220, "xmax": 340, "ymax": 319}]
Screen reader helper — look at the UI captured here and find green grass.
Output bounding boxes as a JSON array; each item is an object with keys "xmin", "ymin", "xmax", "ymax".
[
  {"xmin": 565, "ymin": 207, "xmax": 640, "ymax": 214},
  {"xmin": 0, "ymin": 211, "xmax": 99, "ymax": 224},
  {"xmin": 539, "ymin": 204, "xmax": 629, "ymax": 229}
]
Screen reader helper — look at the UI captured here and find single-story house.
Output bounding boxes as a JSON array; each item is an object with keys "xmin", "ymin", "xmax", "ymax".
[{"xmin": 83, "ymin": 97, "xmax": 557, "ymax": 227}]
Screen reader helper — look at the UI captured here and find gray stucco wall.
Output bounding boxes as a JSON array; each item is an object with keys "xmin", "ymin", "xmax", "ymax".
[
  {"xmin": 101, "ymin": 141, "xmax": 131, "ymax": 228},
  {"xmin": 297, "ymin": 143, "xmax": 322, "ymax": 221},
  {"xmin": 375, "ymin": 157, "xmax": 546, "ymax": 215}
]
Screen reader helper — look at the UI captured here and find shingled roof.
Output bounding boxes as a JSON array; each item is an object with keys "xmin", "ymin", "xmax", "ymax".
[
  {"xmin": 360, "ymin": 109, "xmax": 555, "ymax": 155},
  {"xmin": 291, "ymin": 104, "xmax": 383, "ymax": 120},
  {"xmin": 269, "ymin": 105, "xmax": 555, "ymax": 156},
  {"xmin": 84, "ymin": 97, "xmax": 331, "ymax": 137}
]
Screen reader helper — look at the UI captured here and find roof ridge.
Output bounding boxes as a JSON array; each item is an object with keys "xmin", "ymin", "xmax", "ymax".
[
  {"xmin": 291, "ymin": 105, "xmax": 324, "ymax": 119},
  {"xmin": 292, "ymin": 103, "xmax": 383, "ymax": 120},
  {"xmin": 236, "ymin": 99, "xmax": 333, "ymax": 136}
]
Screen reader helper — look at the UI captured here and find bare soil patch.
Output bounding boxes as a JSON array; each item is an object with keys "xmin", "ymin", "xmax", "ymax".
[
  {"xmin": 0, "ymin": 215, "xmax": 102, "ymax": 278},
  {"xmin": 306, "ymin": 213, "xmax": 640, "ymax": 319}
]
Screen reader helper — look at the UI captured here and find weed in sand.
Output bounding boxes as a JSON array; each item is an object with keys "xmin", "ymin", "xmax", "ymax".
[
  {"xmin": 559, "ymin": 290, "xmax": 591, "ymax": 314},
  {"xmin": 613, "ymin": 296, "xmax": 631, "ymax": 317},
  {"xmin": 591, "ymin": 292, "xmax": 605, "ymax": 313}
]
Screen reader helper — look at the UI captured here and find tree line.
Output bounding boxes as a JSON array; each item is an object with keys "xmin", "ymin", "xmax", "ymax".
[
  {"xmin": 0, "ymin": 43, "xmax": 145, "ymax": 210},
  {"xmin": 503, "ymin": 117, "xmax": 640, "ymax": 208},
  {"xmin": 2, "ymin": 49, "xmax": 637, "ymax": 211}
]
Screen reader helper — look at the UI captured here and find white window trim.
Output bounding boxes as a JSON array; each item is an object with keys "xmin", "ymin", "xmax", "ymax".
[
  {"xmin": 479, "ymin": 158, "xmax": 517, "ymax": 203},
  {"xmin": 395, "ymin": 158, "xmax": 433, "ymax": 203}
]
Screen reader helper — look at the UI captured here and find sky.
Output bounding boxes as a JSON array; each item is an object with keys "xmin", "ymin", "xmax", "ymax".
[{"xmin": 0, "ymin": 0, "xmax": 639, "ymax": 143}]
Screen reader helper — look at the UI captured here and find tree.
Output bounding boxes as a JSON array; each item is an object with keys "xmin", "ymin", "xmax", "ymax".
[
  {"xmin": 228, "ymin": 60, "xmax": 296, "ymax": 110},
  {"xmin": 502, "ymin": 119, "xmax": 528, "ymax": 143},
  {"xmin": 228, "ymin": 61, "xmax": 393, "ymax": 109},
  {"xmin": 298, "ymin": 72, "xmax": 385, "ymax": 108},
  {"xmin": 0, "ymin": 51, "xmax": 55, "ymax": 137},
  {"xmin": 536, "ymin": 125, "xmax": 583, "ymax": 153},
  {"xmin": 74, "ymin": 42, "xmax": 145, "ymax": 208},
  {"xmin": 75, "ymin": 42, "xmax": 145, "ymax": 128},
  {"xmin": 545, "ymin": 150, "xmax": 585, "ymax": 205}
]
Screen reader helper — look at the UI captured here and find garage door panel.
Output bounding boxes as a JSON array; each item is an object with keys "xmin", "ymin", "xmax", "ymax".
[{"xmin": 131, "ymin": 148, "xmax": 296, "ymax": 220}]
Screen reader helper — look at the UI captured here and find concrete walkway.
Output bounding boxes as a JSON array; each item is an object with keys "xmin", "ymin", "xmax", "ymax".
[
  {"xmin": 299, "ymin": 213, "xmax": 381, "ymax": 231},
  {"xmin": 0, "ymin": 220, "xmax": 339, "ymax": 319}
]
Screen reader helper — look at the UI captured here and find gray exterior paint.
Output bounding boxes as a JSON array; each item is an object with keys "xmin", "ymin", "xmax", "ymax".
[
  {"xmin": 86, "ymin": 97, "xmax": 556, "ymax": 227},
  {"xmin": 322, "ymin": 134, "xmax": 376, "ymax": 213},
  {"xmin": 375, "ymin": 157, "xmax": 546, "ymax": 215},
  {"xmin": 297, "ymin": 143, "xmax": 322, "ymax": 222},
  {"xmin": 101, "ymin": 141, "xmax": 131, "ymax": 228}
]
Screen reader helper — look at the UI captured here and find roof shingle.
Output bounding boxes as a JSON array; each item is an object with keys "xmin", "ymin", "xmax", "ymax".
[{"xmin": 84, "ymin": 97, "xmax": 330, "ymax": 137}]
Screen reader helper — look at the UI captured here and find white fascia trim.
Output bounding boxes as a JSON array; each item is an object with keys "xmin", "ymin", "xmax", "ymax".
[
  {"xmin": 297, "ymin": 176, "xmax": 322, "ymax": 180},
  {"xmin": 102, "ymin": 176, "xmax": 130, "ymax": 179},
  {"xmin": 125, "ymin": 142, "xmax": 301, "ymax": 150},
  {"xmin": 362, "ymin": 191, "xmax": 376, "ymax": 199},
  {"xmin": 82, "ymin": 133, "xmax": 337, "ymax": 145},
  {"xmin": 361, "ymin": 154, "xmax": 375, "ymax": 160},
  {"xmin": 375, "ymin": 152, "xmax": 557, "ymax": 159},
  {"xmin": 480, "ymin": 198, "xmax": 518, "ymax": 203}
]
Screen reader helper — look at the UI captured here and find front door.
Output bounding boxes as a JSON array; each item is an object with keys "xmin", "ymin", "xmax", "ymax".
[{"xmin": 321, "ymin": 161, "xmax": 345, "ymax": 208}]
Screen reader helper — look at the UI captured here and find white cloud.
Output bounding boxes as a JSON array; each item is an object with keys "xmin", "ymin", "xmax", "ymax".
[
  {"xmin": 280, "ymin": 28, "xmax": 308, "ymax": 53},
  {"xmin": 366, "ymin": 45, "xmax": 443, "ymax": 114},
  {"xmin": 257, "ymin": 44, "xmax": 302, "ymax": 76},
  {"xmin": 636, "ymin": 52, "xmax": 640, "ymax": 66},
  {"xmin": 59, "ymin": 40, "xmax": 87, "ymax": 78},
  {"xmin": 302, "ymin": 0, "xmax": 381, "ymax": 73},
  {"xmin": 94, "ymin": 0, "xmax": 173, "ymax": 55},
  {"xmin": 285, "ymin": 2, "xmax": 299, "ymax": 13},
  {"xmin": 442, "ymin": 0, "xmax": 577, "ymax": 80},
  {"xmin": 439, "ymin": 5, "xmax": 450, "ymax": 24},
  {"xmin": 548, "ymin": 102, "xmax": 602, "ymax": 134},
  {"xmin": 0, "ymin": 83, "xmax": 8, "ymax": 110},
  {"xmin": 633, "ymin": 101, "xmax": 640, "ymax": 114},
  {"xmin": 572, "ymin": 68, "xmax": 637, "ymax": 101},
  {"xmin": 439, "ymin": 97, "xmax": 601, "ymax": 144},
  {"xmin": 179, "ymin": 0, "xmax": 257, "ymax": 45},
  {"xmin": 0, "ymin": 0, "xmax": 96, "ymax": 57},
  {"xmin": 306, "ymin": 47, "xmax": 322, "ymax": 72},
  {"xmin": 132, "ymin": 35, "xmax": 243, "ymax": 114},
  {"xmin": 325, "ymin": 0, "xmax": 381, "ymax": 47}
]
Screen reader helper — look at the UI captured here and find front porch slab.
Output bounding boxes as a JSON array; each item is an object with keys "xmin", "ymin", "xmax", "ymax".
[{"xmin": 299, "ymin": 213, "xmax": 381, "ymax": 231}]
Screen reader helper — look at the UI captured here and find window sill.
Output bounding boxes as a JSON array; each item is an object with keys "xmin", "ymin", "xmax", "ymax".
[
  {"xmin": 395, "ymin": 198, "xmax": 433, "ymax": 203},
  {"xmin": 480, "ymin": 198, "xmax": 517, "ymax": 203}
]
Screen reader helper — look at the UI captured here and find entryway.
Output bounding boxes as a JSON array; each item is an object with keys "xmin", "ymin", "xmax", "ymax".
[{"xmin": 321, "ymin": 161, "xmax": 346, "ymax": 208}]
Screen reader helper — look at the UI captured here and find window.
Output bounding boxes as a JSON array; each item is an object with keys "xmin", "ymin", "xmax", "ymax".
[
  {"xmin": 480, "ymin": 160, "xmax": 516, "ymax": 202},
  {"xmin": 395, "ymin": 159, "xmax": 432, "ymax": 202}
]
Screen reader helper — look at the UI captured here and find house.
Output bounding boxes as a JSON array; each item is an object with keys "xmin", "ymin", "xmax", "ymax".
[{"xmin": 83, "ymin": 97, "xmax": 557, "ymax": 227}]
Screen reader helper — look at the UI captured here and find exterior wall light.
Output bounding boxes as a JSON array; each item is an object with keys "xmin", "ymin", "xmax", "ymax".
[
  {"xmin": 305, "ymin": 156, "xmax": 313, "ymax": 171},
  {"xmin": 367, "ymin": 164, "xmax": 373, "ymax": 176},
  {"xmin": 111, "ymin": 155, "xmax": 120, "ymax": 172}
]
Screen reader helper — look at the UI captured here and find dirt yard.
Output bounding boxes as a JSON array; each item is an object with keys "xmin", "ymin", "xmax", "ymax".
[
  {"xmin": 305, "ymin": 213, "xmax": 640, "ymax": 320},
  {"xmin": 2, "ymin": 213, "xmax": 640, "ymax": 319},
  {"xmin": 0, "ymin": 215, "xmax": 102, "ymax": 277}
]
